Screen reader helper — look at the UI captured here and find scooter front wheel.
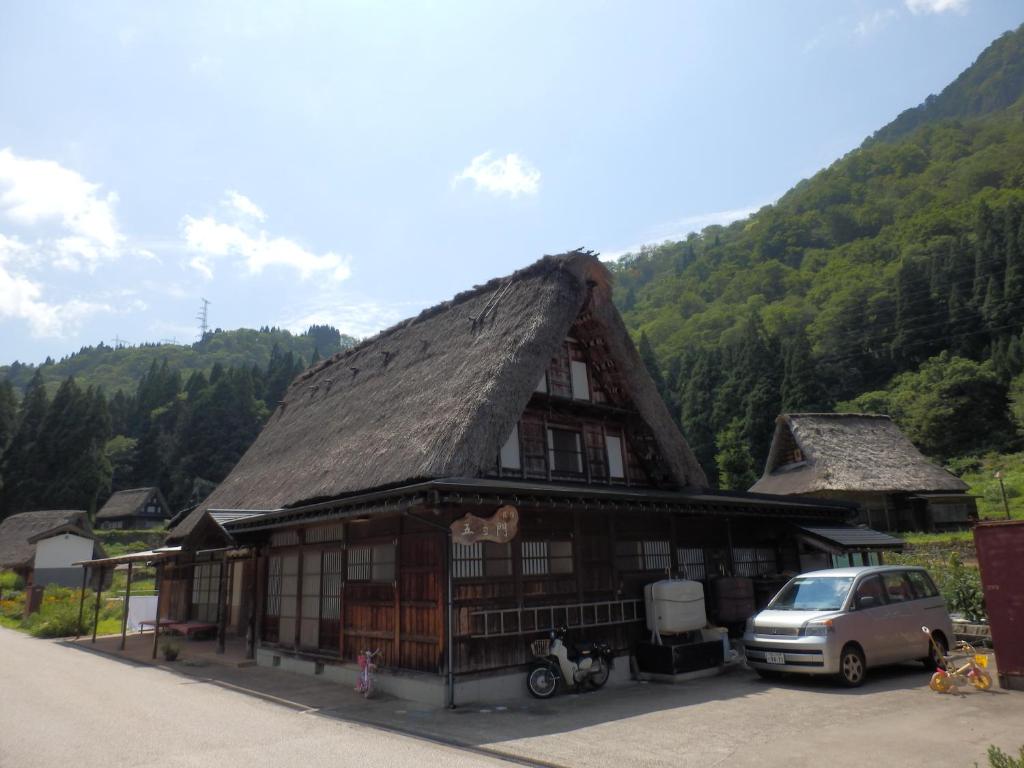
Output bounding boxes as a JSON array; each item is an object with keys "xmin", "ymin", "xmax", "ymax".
[
  {"xmin": 588, "ymin": 658, "xmax": 611, "ymax": 690},
  {"xmin": 527, "ymin": 665, "xmax": 559, "ymax": 698}
]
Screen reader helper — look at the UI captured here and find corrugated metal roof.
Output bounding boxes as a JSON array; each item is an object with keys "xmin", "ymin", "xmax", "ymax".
[{"xmin": 798, "ymin": 524, "xmax": 904, "ymax": 549}]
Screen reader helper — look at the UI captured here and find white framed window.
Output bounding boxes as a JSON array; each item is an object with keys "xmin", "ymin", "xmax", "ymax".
[
  {"xmin": 570, "ymin": 360, "xmax": 590, "ymax": 400},
  {"xmin": 606, "ymin": 435, "xmax": 625, "ymax": 479},
  {"xmin": 453, "ymin": 542, "xmax": 513, "ymax": 579},
  {"xmin": 521, "ymin": 540, "xmax": 574, "ymax": 576},
  {"xmin": 500, "ymin": 424, "xmax": 521, "ymax": 470},
  {"xmin": 547, "ymin": 428, "xmax": 584, "ymax": 474},
  {"xmin": 616, "ymin": 540, "xmax": 671, "ymax": 572},
  {"xmin": 347, "ymin": 543, "xmax": 396, "ymax": 583}
]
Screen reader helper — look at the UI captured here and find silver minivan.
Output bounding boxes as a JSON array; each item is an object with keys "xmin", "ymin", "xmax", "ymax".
[{"xmin": 743, "ymin": 566, "xmax": 953, "ymax": 686}]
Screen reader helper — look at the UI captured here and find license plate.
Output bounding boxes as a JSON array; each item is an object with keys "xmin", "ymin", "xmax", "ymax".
[
  {"xmin": 766, "ymin": 652, "xmax": 786, "ymax": 665},
  {"xmin": 975, "ymin": 654, "xmax": 989, "ymax": 668}
]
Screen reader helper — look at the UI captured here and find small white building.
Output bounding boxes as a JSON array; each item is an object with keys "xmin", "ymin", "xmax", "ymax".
[{"xmin": 0, "ymin": 510, "xmax": 105, "ymax": 588}]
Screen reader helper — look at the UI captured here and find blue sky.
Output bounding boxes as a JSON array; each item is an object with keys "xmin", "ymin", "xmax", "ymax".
[{"xmin": 1, "ymin": 0, "xmax": 1021, "ymax": 364}]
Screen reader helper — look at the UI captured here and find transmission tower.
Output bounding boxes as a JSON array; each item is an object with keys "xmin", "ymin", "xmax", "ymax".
[
  {"xmin": 196, "ymin": 298, "xmax": 211, "ymax": 340},
  {"xmin": 112, "ymin": 335, "xmax": 129, "ymax": 348}
]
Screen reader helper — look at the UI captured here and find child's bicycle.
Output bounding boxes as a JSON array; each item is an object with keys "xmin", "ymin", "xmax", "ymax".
[
  {"xmin": 921, "ymin": 626, "xmax": 992, "ymax": 694},
  {"xmin": 355, "ymin": 649, "xmax": 381, "ymax": 698}
]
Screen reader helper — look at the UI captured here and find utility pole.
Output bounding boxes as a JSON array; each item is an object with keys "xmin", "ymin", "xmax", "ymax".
[
  {"xmin": 196, "ymin": 298, "xmax": 211, "ymax": 340},
  {"xmin": 995, "ymin": 471, "xmax": 1011, "ymax": 520}
]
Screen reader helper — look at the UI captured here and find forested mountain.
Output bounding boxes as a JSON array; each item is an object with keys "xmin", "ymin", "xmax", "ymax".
[
  {"xmin": 613, "ymin": 24, "xmax": 1024, "ymax": 488},
  {"xmin": 0, "ymin": 325, "xmax": 356, "ymax": 521},
  {"xmin": 0, "ymin": 325, "xmax": 356, "ymax": 397}
]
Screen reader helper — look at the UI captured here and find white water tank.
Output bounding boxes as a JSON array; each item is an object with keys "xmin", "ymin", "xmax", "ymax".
[{"xmin": 644, "ymin": 579, "xmax": 706, "ymax": 635}]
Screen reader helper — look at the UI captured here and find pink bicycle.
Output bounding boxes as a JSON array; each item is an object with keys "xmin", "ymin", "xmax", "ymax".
[{"xmin": 355, "ymin": 649, "xmax": 380, "ymax": 698}]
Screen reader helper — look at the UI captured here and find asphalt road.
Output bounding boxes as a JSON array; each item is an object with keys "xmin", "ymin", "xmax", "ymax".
[{"xmin": 0, "ymin": 628, "xmax": 516, "ymax": 768}]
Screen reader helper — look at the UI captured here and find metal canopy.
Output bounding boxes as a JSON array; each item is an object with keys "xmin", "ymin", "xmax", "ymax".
[
  {"xmin": 74, "ymin": 545, "xmax": 181, "ymax": 567},
  {"xmin": 798, "ymin": 524, "xmax": 904, "ymax": 550}
]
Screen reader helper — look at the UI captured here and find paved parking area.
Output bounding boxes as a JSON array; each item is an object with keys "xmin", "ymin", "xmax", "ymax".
[{"xmin": 4, "ymin": 627, "xmax": 1023, "ymax": 768}]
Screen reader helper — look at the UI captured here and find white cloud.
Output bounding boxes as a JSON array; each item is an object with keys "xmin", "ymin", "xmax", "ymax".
[
  {"xmin": 0, "ymin": 234, "xmax": 112, "ymax": 337},
  {"xmin": 225, "ymin": 190, "xmax": 266, "ymax": 222},
  {"xmin": 182, "ymin": 192, "xmax": 351, "ymax": 281},
  {"xmin": 855, "ymin": 8, "xmax": 897, "ymax": 36},
  {"xmin": 600, "ymin": 204, "xmax": 765, "ymax": 262},
  {"xmin": 0, "ymin": 147, "xmax": 123, "ymax": 270},
  {"xmin": 905, "ymin": 0, "xmax": 968, "ymax": 13},
  {"xmin": 452, "ymin": 152, "xmax": 541, "ymax": 198},
  {"xmin": 280, "ymin": 296, "xmax": 423, "ymax": 340}
]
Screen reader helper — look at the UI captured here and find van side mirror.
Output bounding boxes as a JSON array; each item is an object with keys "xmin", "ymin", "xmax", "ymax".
[{"xmin": 857, "ymin": 595, "xmax": 878, "ymax": 610}]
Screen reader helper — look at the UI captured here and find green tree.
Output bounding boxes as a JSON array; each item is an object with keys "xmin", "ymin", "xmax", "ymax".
[
  {"xmin": 715, "ymin": 418, "xmax": 758, "ymax": 491},
  {"xmin": 0, "ymin": 379, "xmax": 16, "ymax": 453},
  {"xmin": 0, "ymin": 371, "xmax": 50, "ymax": 518}
]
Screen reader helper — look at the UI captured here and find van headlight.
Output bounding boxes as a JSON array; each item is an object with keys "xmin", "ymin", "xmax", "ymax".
[{"xmin": 803, "ymin": 620, "xmax": 834, "ymax": 636}]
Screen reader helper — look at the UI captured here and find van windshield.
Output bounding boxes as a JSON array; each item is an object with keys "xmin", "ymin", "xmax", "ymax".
[{"xmin": 769, "ymin": 577, "xmax": 854, "ymax": 611}]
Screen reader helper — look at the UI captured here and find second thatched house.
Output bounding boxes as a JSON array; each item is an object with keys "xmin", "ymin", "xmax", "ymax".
[
  {"xmin": 750, "ymin": 413, "xmax": 976, "ymax": 533},
  {"xmin": 95, "ymin": 487, "xmax": 171, "ymax": 530}
]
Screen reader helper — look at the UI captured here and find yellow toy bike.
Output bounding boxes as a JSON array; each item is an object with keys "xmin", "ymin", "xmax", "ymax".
[{"xmin": 922, "ymin": 626, "xmax": 992, "ymax": 693}]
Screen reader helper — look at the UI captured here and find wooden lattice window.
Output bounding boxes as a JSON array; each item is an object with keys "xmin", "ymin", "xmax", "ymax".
[
  {"xmin": 616, "ymin": 540, "xmax": 671, "ymax": 572},
  {"xmin": 732, "ymin": 547, "xmax": 777, "ymax": 577},
  {"xmin": 263, "ymin": 555, "xmax": 282, "ymax": 643},
  {"xmin": 521, "ymin": 541, "xmax": 574, "ymax": 576},
  {"xmin": 453, "ymin": 542, "xmax": 513, "ymax": 579},
  {"xmin": 677, "ymin": 547, "xmax": 707, "ymax": 580},
  {"xmin": 319, "ymin": 549, "xmax": 344, "ymax": 651},
  {"xmin": 191, "ymin": 562, "xmax": 221, "ymax": 623},
  {"xmin": 346, "ymin": 543, "xmax": 396, "ymax": 583}
]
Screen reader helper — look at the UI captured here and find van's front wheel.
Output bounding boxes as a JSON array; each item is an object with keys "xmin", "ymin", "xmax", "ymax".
[{"xmin": 837, "ymin": 645, "xmax": 866, "ymax": 688}]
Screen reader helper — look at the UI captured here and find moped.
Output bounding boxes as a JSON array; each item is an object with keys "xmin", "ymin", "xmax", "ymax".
[
  {"xmin": 922, "ymin": 626, "xmax": 992, "ymax": 693},
  {"xmin": 526, "ymin": 626, "xmax": 614, "ymax": 698}
]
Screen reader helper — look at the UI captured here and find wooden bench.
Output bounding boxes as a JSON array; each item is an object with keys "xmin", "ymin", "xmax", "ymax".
[{"xmin": 140, "ymin": 620, "xmax": 217, "ymax": 640}]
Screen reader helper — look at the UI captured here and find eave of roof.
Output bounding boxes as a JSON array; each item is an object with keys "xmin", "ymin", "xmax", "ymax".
[{"xmin": 220, "ymin": 477, "xmax": 854, "ymax": 534}]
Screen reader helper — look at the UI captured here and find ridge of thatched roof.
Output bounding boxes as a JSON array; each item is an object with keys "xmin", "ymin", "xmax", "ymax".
[
  {"xmin": 169, "ymin": 250, "xmax": 707, "ymax": 542},
  {"xmin": 749, "ymin": 413, "xmax": 969, "ymax": 496},
  {"xmin": 95, "ymin": 487, "xmax": 168, "ymax": 521},
  {"xmin": 0, "ymin": 510, "xmax": 94, "ymax": 569}
]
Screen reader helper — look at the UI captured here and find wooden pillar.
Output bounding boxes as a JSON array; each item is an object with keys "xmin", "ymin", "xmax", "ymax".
[
  {"xmin": 216, "ymin": 557, "xmax": 228, "ymax": 654},
  {"xmin": 573, "ymin": 510, "xmax": 584, "ymax": 603},
  {"xmin": 91, "ymin": 566, "xmax": 103, "ymax": 643},
  {"xmin": 246, "ymin": 549, "xmax": 258, "ymax": 660},
  {"xmin": 75, "ymin": 566, "xmax": 89, "ymax": 639},
  {"xmin": 152, "ymin": 562, "xmax": 164, "ymax": 660},
  {"xmin": 393, "ymin": 523, "xmax": 402, "ymax": 666},
  {"xmin": 120, "ymin": 561, "xmax": 134, "ymax": 650}
]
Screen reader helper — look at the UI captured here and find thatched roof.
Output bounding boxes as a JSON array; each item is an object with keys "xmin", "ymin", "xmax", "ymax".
[
  {"xmin": 95, "ymin": 487, "xmax": 168, "ymax": 521},
  {"xmin": 749, "ymin": 413, "xmax": 969, "ymax": 496},
  {"xmin": 0, "ymin": 510, "xmax": 95, "ymax": 570},
  {"xmin": 169, "ymin": 250, "xmax": 707, "ymax": 541}
]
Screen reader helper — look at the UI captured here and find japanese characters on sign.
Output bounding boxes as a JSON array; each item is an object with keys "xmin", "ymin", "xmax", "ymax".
[{"xmin": 450, "ymin": 505, "xmax": 519, "ymax": 546}]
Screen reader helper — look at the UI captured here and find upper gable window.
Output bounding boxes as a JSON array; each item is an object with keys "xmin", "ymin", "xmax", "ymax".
[
  {"xmin": 606, "ymin": 435, "xmax": 625, "ymax": 479},
  {"xmin": 570, "ymin": 360, "xmax": 590, "ymax": 400},
  {"xmin": 500, "ymin": 424, "xmax": 521, "ymax": 470},
  {"xmin": 547, "ymin": 428, "xmax": 583, "ymax": 474}
]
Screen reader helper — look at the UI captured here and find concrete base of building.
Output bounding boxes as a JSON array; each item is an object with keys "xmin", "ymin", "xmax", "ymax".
[{"xmin": 255, "ymin": 647, "xmax": 633, "ymax": 706}]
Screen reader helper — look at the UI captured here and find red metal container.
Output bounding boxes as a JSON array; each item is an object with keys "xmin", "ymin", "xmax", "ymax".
[{"xmin": 973, "ymin": 520, "xmax": 1024, "ymax": 690}]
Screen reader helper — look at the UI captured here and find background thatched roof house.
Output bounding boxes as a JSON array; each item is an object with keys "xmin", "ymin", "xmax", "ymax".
[
  {"xmin": 95, "ymin": 487, "xmax": 170, "ymax": 530},
  {"xmin": 169, "ymin": 250, "xmax": 707, "ymax": 543},
  {"xmin": 750, "ymin": 413, "xmax": 974, "ymax": 531},
  {"xmin": 0, "ymin": 510, "xmax": 104, "ymax": 587}
]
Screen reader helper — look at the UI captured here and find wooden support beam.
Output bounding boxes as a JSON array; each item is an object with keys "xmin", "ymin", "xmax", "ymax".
[
  {"xmin": 247, "ymin": 549, "xmax": 258, "ymax": 660},
  {"xmin": 91, "ymin": 566, "xmax": 103, "ymax": 643},
  {"xmin": 120, "ymin": 561, "xmax": 133, "ymax": 651},
  {"xmin": 75, "ymin": 566, "xmax": 88, "ymax": 639},
  {"xmin": 216, "ymin": 557, "xmax": 228, "ymax": 654},
  {"xmin": 152, "ymin": 562, "xmax": 164, "ymax": 660}
]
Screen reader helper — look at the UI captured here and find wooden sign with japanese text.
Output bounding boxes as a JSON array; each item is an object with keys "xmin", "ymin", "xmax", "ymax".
[{"xmin": 450, "ymin": 506, "xmax": 519, "ymax": 546}]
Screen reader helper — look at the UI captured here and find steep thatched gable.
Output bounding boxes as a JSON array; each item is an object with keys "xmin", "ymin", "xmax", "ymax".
[
  {"xmin": 750, "ymin": 413, "xmax": 968, "ymax": 496},
  {"xmin": 0, "ymin": 510, "xmax": 94, "ymax": 570},
  {"xmin": 169, "ymin": 251, "xmax": 707, "ymax": 541},
  {"xmin": 95, "ymin": 487, "xmax": 169, "ymax": 521}
]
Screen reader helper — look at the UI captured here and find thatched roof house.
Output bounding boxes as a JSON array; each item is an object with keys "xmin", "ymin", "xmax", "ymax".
[
  {"xmin": 169, "ymin": 250, "xmax": 707, "ymax": 543},
  {"xmin": 750, "ymin": 413, "xmax": 973, "ymax": 531},
  {"xmin": 95, "ymin": 487, "xmax": 170, "ymax": 530},
  {"xmin": 0, "ymin": 510, "xmax": 104, "ymax": 586}
]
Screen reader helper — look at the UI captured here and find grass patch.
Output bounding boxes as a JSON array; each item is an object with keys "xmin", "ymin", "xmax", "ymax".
[
  {"xmin": 954, "ymin": 452, "xmax": 1024, "ymax": 521},
  {"xmin": 1, "ymin": 584, "xmax": 125, "ymax": 638},
  {"xmin": 94, "ymin": 529, "xmax": 167, "ymax": 558}
]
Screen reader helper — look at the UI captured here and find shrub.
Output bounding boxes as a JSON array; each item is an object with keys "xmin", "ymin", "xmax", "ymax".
[
  {"xmin": 0, "ymin": 570, "xmax": 25, "ymax": 591},
  {"xmin": 983, "ymin": 745, "xmax": 1024, "ymax": 768}
]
